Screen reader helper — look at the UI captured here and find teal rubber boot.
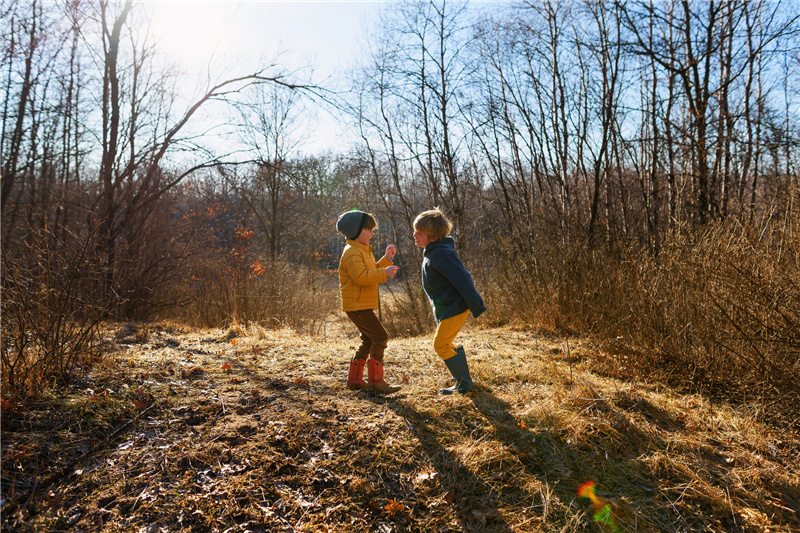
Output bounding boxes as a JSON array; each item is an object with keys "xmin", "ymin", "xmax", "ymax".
[{"xmin": 439, "ymin": 346, "xmax": 475, "ymax": 395}]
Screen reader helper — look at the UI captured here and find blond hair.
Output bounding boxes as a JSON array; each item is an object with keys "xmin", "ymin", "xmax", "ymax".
[{"xmin": 413, "ymin": 208, "xmax": 452, "ymax": 241}]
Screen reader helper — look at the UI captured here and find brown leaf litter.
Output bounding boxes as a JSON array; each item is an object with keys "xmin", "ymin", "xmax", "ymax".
[{"xmin": 2, "ymin": 320, "xmax": 799, "ymax": 532}]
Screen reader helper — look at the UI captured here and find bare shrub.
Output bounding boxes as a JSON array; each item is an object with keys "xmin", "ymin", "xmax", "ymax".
[
  {"xmin": 1, "ymin": 221, "xmax": 111, "ymax": 401},
  {"xmin": 483, "ymin": 234, "xmax": 623, "ymax": 335},
  {"xmin": 486, "ymin": 211, "xmax": 800, "ymax": 426},
  {"xmin": 623, "ymin": 216, "xmax": 800, "ymax": 421}
]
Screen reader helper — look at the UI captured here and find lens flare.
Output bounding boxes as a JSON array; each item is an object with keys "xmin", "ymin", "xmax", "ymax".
[{"xmin": 578, "ymin": 480, "xmax": 621, "ymax": 532}]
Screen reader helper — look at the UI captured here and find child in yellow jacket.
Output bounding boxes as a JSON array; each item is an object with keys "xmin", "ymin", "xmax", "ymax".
[{"xmin": 337, "ymin": 210, "xmax": 401, "ymax": 394}]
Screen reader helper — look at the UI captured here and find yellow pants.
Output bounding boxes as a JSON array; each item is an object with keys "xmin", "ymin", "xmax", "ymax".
[{"xmin": 433, "ymin": 310, "xmax": 469, "ymax": 360}]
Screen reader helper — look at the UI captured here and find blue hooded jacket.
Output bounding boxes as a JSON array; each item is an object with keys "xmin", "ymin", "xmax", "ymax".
[{"xmin": 421, "ymin": 236, "xmax": 486, "ymax": 323}]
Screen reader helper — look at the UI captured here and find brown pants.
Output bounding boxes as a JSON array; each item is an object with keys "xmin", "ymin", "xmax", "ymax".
[{"xmin": 346, "ymin": 309, "xmax": 388, "ymax": 363}]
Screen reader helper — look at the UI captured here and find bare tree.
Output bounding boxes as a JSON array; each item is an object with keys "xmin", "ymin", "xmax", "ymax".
[
  {"xmin": 81, "ymin": 0, "xmax": 311, "ymax": 311},
  {"xmin": 2, "ymin": 0, "xmax": 313, "ymax": 316},
  {"xmin": 619, "ymin": 0, "xmax": 799, "ymax": 226},
  {"xmin": 232, "ymin": 82, "xmax": 305, "ymax": 261}
]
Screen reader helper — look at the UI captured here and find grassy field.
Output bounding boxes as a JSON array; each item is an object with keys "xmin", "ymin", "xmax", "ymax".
[{"xmin": 2, "ymin": 319, "xmax": 799, "ymax": 532}]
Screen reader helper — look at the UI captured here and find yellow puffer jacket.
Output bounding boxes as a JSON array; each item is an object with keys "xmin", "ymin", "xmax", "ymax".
[{"xmin": 339, "ymin": 240, "xmax": 393, "ymax": 311}]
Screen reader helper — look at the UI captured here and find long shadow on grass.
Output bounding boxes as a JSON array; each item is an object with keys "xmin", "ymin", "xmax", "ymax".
[
  {"xmin": 464, "ymin": 387, "xmax": 741, "ymax": 532},
  {"xmin": 387, "ymin": 398, "xmax": 515, "ymax": 532},
  {"xmin": 465, "ymin": 387, "xmax": 652, "ymax": 530}
]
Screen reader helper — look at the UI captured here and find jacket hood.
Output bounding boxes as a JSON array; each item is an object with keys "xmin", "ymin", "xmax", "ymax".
[{"xmin": 424, "ymin": 236, "xmax": 455, "ymax": 255}]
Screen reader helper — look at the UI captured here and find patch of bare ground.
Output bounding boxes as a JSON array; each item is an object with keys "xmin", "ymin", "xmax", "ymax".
[{"xmin": 2, "ymin": 319, "xmax": 799, "ymax": 532}]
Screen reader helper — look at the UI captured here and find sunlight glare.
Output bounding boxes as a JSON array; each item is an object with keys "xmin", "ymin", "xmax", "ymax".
[{"xmin": 149, "ymin": 2, "xmax": 234, "ymax": 67}]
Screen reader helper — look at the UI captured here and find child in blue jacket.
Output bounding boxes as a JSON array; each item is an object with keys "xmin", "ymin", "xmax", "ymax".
[{"xmin": 413, "ymin": 208, "xmax": 486, "ymax": 394}]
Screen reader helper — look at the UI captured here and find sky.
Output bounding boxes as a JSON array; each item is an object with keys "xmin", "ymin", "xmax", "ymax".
[{"xmin": 144, "ymin": 1, "xmax": 387, "ymax": 154}]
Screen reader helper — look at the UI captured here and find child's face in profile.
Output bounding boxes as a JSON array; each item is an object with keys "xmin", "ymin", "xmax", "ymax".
[
  {"xmin": 356, "ymin": 227, "xmax": 376, "ymax": 246},
  {"xmin": 413, "ymin": 229, "xmax": 436, "ymax": 248}
]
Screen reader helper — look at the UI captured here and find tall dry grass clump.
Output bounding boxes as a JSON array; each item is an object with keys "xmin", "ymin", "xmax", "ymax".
[
  {"xmin": 485, "ymin": 209, "xmax": 800, "ymax": 427},
  {"xmin": 623, "ymin": 215, "xmax": 800, "ymax": 419},
  {"xmin": 162, "ymin": 260, "xmax": 339, "ymax": 334},
  {"xmin": 379, "ymin": 288, "xmax": 434, "ymax": 338},
  {"xmin": 484, "ymin": 234, "xmax": 622, "ymax": 335}
]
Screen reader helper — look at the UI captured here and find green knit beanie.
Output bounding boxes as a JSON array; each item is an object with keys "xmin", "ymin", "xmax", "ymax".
[{"xmin": 337, "ymin": 210, "xmax": 368, "ymax": 240}]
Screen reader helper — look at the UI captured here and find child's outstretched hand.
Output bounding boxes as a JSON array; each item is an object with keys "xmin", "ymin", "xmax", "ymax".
[
  {"xmin": 385, "ymin": 245, "xmax": 396, "ymax": 260},
  {"xmin": 385, "ymin": 266, "xmax": 399, "ymax": 278}
]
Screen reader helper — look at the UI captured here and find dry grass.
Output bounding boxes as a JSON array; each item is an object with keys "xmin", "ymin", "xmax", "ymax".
[
  {"xmin": 2, "ymin": 319, "xmax": 798, "ymax": 532},
  {"xmin": 162, "ymin": 263, "xmax": 340, "ymax": 334},
  {"xmin": 484, "ymin": 215, "xmax": 800, "ymax": 429}
]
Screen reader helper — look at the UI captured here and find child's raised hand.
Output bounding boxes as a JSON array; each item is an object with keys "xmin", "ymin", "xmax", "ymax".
[
  {"xmin": 385, "ymin": 265, "xmax": 399, "ymax": 278},
  {"xmin": 385, "ymin": 245, "xmax": 396, "ymax": 260}
]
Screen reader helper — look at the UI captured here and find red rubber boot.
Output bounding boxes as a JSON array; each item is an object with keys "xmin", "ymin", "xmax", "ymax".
[
  {"xmin": 347, "ymin": 359, "xmax": 368, "ymax": 390},
  {"xmin": 367, "ymin": 359, "xmax": 401, "ymax": 394}
]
